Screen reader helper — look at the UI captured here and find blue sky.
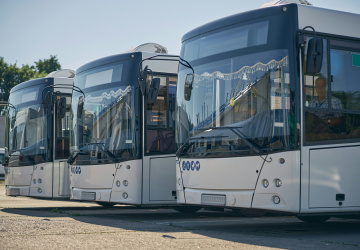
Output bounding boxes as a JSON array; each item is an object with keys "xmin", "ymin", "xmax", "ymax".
[{"xmin": 1, "ymin": 0, "xmax": 359, "ymax": 71}]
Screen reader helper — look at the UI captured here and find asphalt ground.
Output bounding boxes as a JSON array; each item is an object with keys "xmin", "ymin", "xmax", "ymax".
[{"xmin": 1, "ymin": 182, "xmax": 360, "ymax": 249}]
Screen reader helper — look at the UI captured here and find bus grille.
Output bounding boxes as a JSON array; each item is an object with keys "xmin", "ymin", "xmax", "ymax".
[
  {"xmin": 201, "ymin": 194, "xmax": 226, "ymax": 206},
  {"xmin": 81, "ymin": 192, "xmax": 96, "ymax": 201},
  {"xmin": 8, "ymin": 188, "xmax": 20, "ymax": 196}
]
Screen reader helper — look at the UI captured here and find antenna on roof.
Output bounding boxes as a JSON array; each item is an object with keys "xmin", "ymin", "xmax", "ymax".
[{"xmin": 261, "ymin": 0, "xmax": 312, "ymax": 8}]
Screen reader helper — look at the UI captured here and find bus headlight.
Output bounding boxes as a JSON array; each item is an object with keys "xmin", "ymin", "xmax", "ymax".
[
  {"xmin": 116, "ymin": 180, "xmax": 121, "ymax": 187},
  {"xmin": 262, "ymin": 179, "xmax": 269, "ymax": 188},
  {"xmin": 273, "ymin": 195, "xmax": 280, "ymax": 204},
  {"xmin": 123, "ymin": 192, "xmax": 128, "ymax": 199},
  {"xmin": 33, "ymin": 179, "xmax": 36, "ymax": 184},
  {"xmin": 38, "ymin": 188, "xmax": 42, "ymax": 193},
  {"xmin": 275, "ymin": 179, "xmax": 282, "ymax": 187},
  {"xmin": 38, "ymin": 178, "xmax": 42, "ymax": 184},
  {"xmin": 123, "ymin": 180, "xmax": 128, "ymax": 186}
]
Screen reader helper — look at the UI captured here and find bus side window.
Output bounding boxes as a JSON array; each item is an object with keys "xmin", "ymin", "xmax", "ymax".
[
  {"xmin": 146, "ymin": 75, "xmax": 177, "ymax": 155},
  {"xmin": 305, "ymin": 38, "xmax": 360, "ymax": 143}
]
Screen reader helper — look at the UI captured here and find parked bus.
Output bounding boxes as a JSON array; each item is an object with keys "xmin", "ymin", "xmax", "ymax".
[
  {"xmin": 0, "ymin": 148, "xmax": 5, "ymax": 180},
  {"xmin": 4, "ymin": 70, "xmax": 74, "ymax": 198},
  {"xmin": 175, "ymin": 2, "xmax": 360, "ymax": 222},
  {"xmin": 69, "ymin": 43, "xmax": 181, "ymax": 207}
]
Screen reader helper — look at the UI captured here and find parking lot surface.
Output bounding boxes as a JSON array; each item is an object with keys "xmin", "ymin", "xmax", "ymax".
[{"xmin": 1, "ymin": 183, "xmax": 360, "ymax": 249}]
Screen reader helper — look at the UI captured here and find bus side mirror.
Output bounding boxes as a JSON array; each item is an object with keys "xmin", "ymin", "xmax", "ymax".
[
  {"xmin": 184, "ymin": 73, "xmax": 194, "ymax": 101},
  {"xmin": 147, "ymin": 78, "xmax": 160, "ymax": 105},
  {"xmin": 42, "ymin": 91, "xmax": 52, "ymax": 114},
  {"xmin": 58, "ymin": 97, "xmax": 67, "ymax": 119},
  {"xmin": 77, "ymin": 96, "xmax": 84, "ymax": 118},
  {"xmin": 138, "ymin": 65, "xmax": 149, "ymax": 95},
  {"xmin": 306, "ymin": 38, "xmax": 323, "ymax": 74},
  {"xmin": 11, "ymin": 117, "xmax": 16, "ymax": 129}
]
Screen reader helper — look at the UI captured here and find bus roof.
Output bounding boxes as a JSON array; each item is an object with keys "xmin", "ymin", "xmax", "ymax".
[
  {"xmin": 182, "ymin": 4, "xmax": 360, "ymax": 43},
  {"xmin": 76, "ymin": 51, "xmax": 178, "ymax": 76},
  {"xmin": 10, "ymin": 77, "xmax": 54, "ymax": 94},
  {"xmin": 298, "ymin": 4, "xmax": 360, "ymax": 39}
]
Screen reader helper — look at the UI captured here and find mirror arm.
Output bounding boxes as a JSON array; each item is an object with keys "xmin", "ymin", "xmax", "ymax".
[{"xmin": 0, "ymin": 101, "xmax": 16, "ymax": 111}]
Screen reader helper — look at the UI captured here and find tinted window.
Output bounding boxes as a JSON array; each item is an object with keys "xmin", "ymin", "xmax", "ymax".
[
  {"xmin": 183, "ymin": 21, "xmax": 269, "ymax": 61},
  {"xmin": 146, "ymin": 75, "xmax": 177, "ymax": 155},
  {"xmin": 304, "ymin": 37, "xmax": 360, "ymax": 143}
]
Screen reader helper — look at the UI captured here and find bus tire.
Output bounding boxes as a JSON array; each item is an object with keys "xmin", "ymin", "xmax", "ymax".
[
  {"xmin": 96, "ymin": 202, "xmax": 115, "ymax": 208},
  {"xmin": 296, "ymin": 215, "xmax": 330, "ymax": 223},
  {"xmin": 232, "ymin": 209, "xmax": 267, "ymax": 217},
  {"xmin": 174, "ymin": 206, "xmax": 201, "ymax": 213}
]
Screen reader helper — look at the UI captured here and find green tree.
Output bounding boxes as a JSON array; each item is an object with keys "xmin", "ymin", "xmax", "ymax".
[
  {"xmin": 0, "ymin": 55, "xmax": 61, "ymax": 103},
  {"xmin": 35, "ymin": 55, "xmax": 61, "ymax": 75}
]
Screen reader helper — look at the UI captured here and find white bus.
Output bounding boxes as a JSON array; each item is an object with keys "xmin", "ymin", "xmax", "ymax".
[
  {"xmin": 4, "ymin": 70, "xmax": 74, "ymax": 198},
  {"xmin": 175, "ymin": 2, "xmax": 360, "ymax": 222},
  {"xmin": 0, "ymin": 148, "xmax": 5, "ymax": 180},
  {"xmin": 69, "ymin": 44, "xmax": 181, "ymax": 207}
]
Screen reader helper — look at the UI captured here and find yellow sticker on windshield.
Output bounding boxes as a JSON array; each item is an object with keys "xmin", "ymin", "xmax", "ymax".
[{"xmin": 230, "ymin": 97, "xmax": 235, "ymax": 107}]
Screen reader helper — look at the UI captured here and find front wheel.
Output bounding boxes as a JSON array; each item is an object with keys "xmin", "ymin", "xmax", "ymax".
[
  {"xmin": 96, "ymin": 202, "xmax": 115, "ymax": 208},
  {"xmin": 296, "ymin": 215, "xmax": 330, "ymax": 223},
  {"xmin": 232, "ymin": 209, "xmax": 267, "ymax": 217},
  {"xmin": 173, "ymin": 206, "xmax": 202, "ymax": 213}
]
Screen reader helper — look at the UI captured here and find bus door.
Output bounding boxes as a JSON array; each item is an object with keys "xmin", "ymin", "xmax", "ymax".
[
  {"xmin": 303, "ymin": 37, "xmax": 360, "ymax": 209},
  {"xmin": 143, "ymin": 75, "xmax": 177, "ymax": 203},
  {"xmin": 54, "ymin": 95, "xmax": 71, "ymax": 197}
]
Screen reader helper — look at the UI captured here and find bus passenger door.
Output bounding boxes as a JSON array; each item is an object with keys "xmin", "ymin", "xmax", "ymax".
[
  {"xmin": 142, "ymin": 75, "xmax": 177, "ymax": 204},
  {"xmin": 303, "ymin": 37, "xmax": 360, "ymax": 210},
  {"xmin": 54, "ymin": 95, "xmax": 71, "ymax": 197}
]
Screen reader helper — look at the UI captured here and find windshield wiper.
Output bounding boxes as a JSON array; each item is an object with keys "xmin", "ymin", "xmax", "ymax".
[
  {"xmin": 176, "ymin": 126, "xmax": 263, "ymax": 157},
  {"xmin": 80, "ymin": 142, "xmax": 118, "ymax": 162},
  {"xmin": 67, "ymin": 150, "xmax": 88, "ymax": 164},
  {"xmin": 16, "ymin": 149, "xmax": 36, "ymax": 165}
]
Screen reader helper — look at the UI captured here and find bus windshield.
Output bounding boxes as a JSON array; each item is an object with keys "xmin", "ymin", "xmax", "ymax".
[
  {"xmin": 71, "ymin": 61, "xmax": 140, "ymax": 165},
  {"xmin": 176, "ymin": 22, "xmax": 295, "ymax": 157},
  {"xmin": 8, "ymin": 85, "xmax": 48, "ymax": 166}
]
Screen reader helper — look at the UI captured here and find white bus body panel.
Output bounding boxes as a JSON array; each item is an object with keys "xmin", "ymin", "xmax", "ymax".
[
  {"xmin": 54, "ymin": 161, "xmax": 70, "ymax": 197},
  {"xmin": 5, "ymin": 161, "xmax": 70, "ymax": 198},
  {"xmin": 301, "ymin": 144, "xmax": 360, "ymax": 213},
  {"xmin": 29, "ymin": 162, "xmax": 53, "ymax": 197},
  {"xmin": 252, "ymin": 151, "xmax": 300, "ymax": 212},
  {"xmin": 110, "ymin": 160, "xmax": 142, "ymax": 204},
  {"xmin": 29, "ymin": 161, "xmax": 70, "ymax": 198},
  {"xmin": 71, "ymin": 156, "xmax": 177, "ymax": 205},
  {"xmin": 142, "ymin": 155, "xmax": 176, "ymax": 204},
  {"xmin": 298, "ymin": 5, "xmax": 360, "ymax": 39},
  {"xmin": 27, "ymin": 161, "xmax": 69, "ymax": 198},
  {"xmin": 71, "ymin": 162, "xmax": 118, "ymax": 202},
  {"xmin": 177, "ymin": 151, "xmax": 300, "ymax": 213},
  {"xmin": 5, "ymin": 161, "xmax": 69, "ymax": 198},
  {"xmin": 5, "ymin": 165, "xmax": 32, "ymax": 196}
]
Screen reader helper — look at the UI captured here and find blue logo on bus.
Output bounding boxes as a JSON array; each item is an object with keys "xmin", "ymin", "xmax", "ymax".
[
  {"xmin": 186, "ymin": 161, "xmax": 191, "ymax": 171},
  {"xmin": 182, "ymin": 161, "xmax": 200, "ymax": 171},
  {"xmin": 195, "ymin": 161, "xmax": 200, "ymax": 171},
  {"xmin": 71, "ymin": 166, "xmax": 81, "ymax": 174},
  {"xmin": 190, "ymin": 161, "xmax": 195, "ymax": 171}
]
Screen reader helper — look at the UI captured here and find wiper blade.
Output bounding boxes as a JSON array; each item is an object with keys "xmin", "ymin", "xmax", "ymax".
[
  {"xmin": 226, "ymin": 127, "xmax": 263, "ymax": 155},
  {"xmin": 67, "ymin": 150, "xmax": 86, "ymax": 164},
  {"xmin": 189, "ymin": 135, "xmax": 228, "ymax": 140},
  {"xmin": 80, "ymin": 142, "xmax": 118, "ymax": 162},
  {"xmin": 18, "ymin": 149, "xmax": 36, "ymax": 165}
]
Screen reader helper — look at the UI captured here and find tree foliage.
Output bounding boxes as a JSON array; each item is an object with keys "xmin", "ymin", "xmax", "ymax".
[{"xmin": 0, "ymin": 55, "xmax": 61, "ymax": 105}]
